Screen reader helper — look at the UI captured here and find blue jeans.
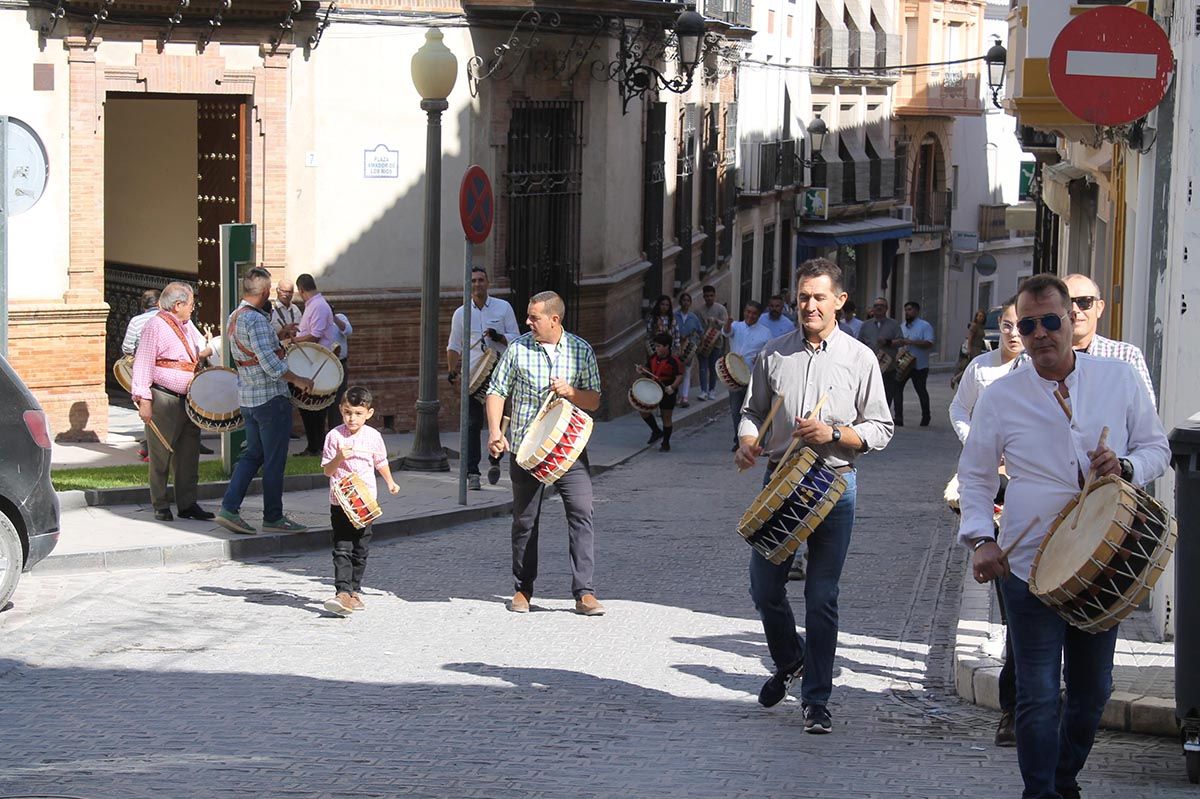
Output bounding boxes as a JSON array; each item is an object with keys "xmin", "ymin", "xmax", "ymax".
[
  {"xmin": 1001, "ymin": 576, "xmax": 1118, "ymax": 799},
  {"xmin": 221, "ymin": 394, "xmax": 292, "ymax": 522},
  {"xmin": 698, "ymin": 350, "xmax": 720, "ymax": 393},
  {"xmin": 749, "ymin": 469, "xmax": 856, "ymax": 706}
]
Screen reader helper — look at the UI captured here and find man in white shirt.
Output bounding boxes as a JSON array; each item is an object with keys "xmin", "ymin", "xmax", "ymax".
[
  {"xmin": 447, "ymin": 267, "xmax": 521, "ymax": 489},
  {"xmin": 270, "ymin": 279, "xmax": 302, "ymax": 340},
  {"xmin": 761, "ymin": 295, "xmax": 797, "ymax": 338},
  {"xmin": 1063, "ymin": 273, "xmax": 1156, "ymax": 407},
  {"xmin": 895, "ymin": 301, "xmax": 935, "ymax": 426},
  {"xmin": 958, "ymin": 274, "xmax": 1169, "ymax": 799},
  {"xmin": 724, "ymin": 300, "xmax": 772, "ymax": 451}
]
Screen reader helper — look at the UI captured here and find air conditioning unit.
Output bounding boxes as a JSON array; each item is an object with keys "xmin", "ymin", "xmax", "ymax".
[{"xmin": 892, "ymin": 204, "xmax": 913, "ymax": 222}]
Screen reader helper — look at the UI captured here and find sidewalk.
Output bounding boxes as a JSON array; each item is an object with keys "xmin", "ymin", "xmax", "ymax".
[
  {"xmin": 40, "ymin": 385, "xmax": 733, "ymax": 574},
  {"xmin": 954, "ymin": 563, "xmax": 1178, "ymax": 738}
]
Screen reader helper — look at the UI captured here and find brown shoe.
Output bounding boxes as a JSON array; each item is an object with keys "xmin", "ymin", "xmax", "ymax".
[
  {"xmin": 323, "ymin": 592, "xmax": 353, "ymax": 615},
  {"xmin": 574, "ymin": 594, "xmax": 606, "ymax": 616},
  {"xmin": 509, "ymin": 590, "xmax": 531, "ymax": 613},
  {"xmin": 349, "ymin": 593, "xmax": 366, "ymax": 611}
]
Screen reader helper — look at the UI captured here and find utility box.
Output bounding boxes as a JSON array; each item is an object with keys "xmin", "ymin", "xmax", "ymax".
[{"xmin": 1168, "ymin": 412, "xmax": 1200, "ymax": 783}]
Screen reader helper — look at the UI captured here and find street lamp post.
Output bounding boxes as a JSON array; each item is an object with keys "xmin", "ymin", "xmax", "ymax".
[
  {"xmin": 985, "ymin": 37, "xmax": 1007, "ymax": 109},
  {"xmin": 400, "ymin": 28, "xmax": 458, "ymax": 472}
]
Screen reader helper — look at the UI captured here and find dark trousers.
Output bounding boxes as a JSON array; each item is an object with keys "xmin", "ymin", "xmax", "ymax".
[
  {"xmin": 330, "ymin": 504, "xmax": 372, "ymax": 594},
  {"xmin": 301, "ymin": 407, "xmax": 327, "ymax": 454},
  {"xmin": 997, "ymin": 580, "xmax": 1016, "ymax": 713},
  {"xmin": 467, "ymin": 397, "xmax": 501, "ymax": 477},
  {"xmin": 325, "ymin": 358, "xmax": 350, "ymax": 431},
  {"xmin": 147, "ymin": 387, "xmax": 202, "ymax": 512},
  {"xmin": 1001, "ymin": 576, "xmax": 1117, "ymax": 799},
  {"xmin": 729, "ymin": 386, "xmax": 748, "ymax": 446},
  {"xmin": 510, "ymin": 453, "xmax": 595, "ymax": 599},
  {"xmin": 698, "ymin": 350, "xmax": 720, "ymax": 393},
  {"xmin": 895, "ymin": 367, "xmax": 930, "ymax": 425},
  {"xmin": 221, "ymin": 394, "xmax": 292, "ymax": 522}
]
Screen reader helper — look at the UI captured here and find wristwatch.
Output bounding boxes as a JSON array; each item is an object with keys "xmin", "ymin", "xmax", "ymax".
[
  {"xmin": 972, "ymin": 537, "xmax": 997, "ymax": 552},
  {"xmin": 830, "ymin": 425, "xmax": 842, "ymax": 444},
  {"xmin": 1118, "ymin": 457, "xmax": 1134, "ymax": 482}
]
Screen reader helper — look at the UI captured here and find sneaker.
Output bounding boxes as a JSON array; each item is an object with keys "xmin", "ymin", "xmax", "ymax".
[
  {"xmin": 803, "ymin": 703, "xmax": 832, "ymax": 734},
  {"xmin": 348, "ymin": 594, "xmax": 366, "ymax": 612},
  {"xmin": 788, "ymin": 558, "xmax": 806, "ymax": 581},
  {"xmin": 468, "ymin": 474, "xmax": 482, "ymax": 490},
  {"xmin": 1057, "ymin": 785, "xmax": 1081, "ymax": 799},
  {"xmin": 679, "ymin": 399, "xmax": 690, "ymax": 408},
  {"xmin": 488, "ymin": 462, "xmax": 501, "ymax": 485},
  {"xmin": 758, "ymin": 659, "xmax": 804, "ymax": 707},
  {"xmin": 647, "ymin": 429, "xmax": 663, "ymax": 445},
  {"xmin": 323, "ymin": 592, "xmax": 353, "ymax": 615},
  {"xmin": 215, "ymin": 509, "xmax": 256, "ymax": 535},
  {"xmin": 994, "ymin": 710, "xmax": 1016, "ymax": 747},
  {"xmin": 137, "ymin": 446, "xmax": 148, "ymax": 458},
  {"xmin": 262, "ymin": 515, "xmax": 307, "ymax": 533},
  {"xmin": 659, "ymin": 441, "xmax": 671, "ymax": 452}
]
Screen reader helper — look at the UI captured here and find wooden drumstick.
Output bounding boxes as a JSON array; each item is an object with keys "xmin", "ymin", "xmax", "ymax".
[
  {"xmin": 292, "ymin": 342, "xmax": 314, "ymax": 365},
  {"xmin": 1053, "ymin": 388, "xmax": 1072, "ymax": 421},
  {"xmin": 736, "ymin": 394, "xmax": 786, "ymax": 473},
  {"xmin": 1070, "ymin": 426, "xmax": 1110, "ymax": 531},
  {"xmin": 309, "ymin": 358, "xmax": 328, "ymax": 383},
  {"xmin": 771, "ymin": 393, "xmax": 830, "ymax": 479},
  {"xmin": 1000, "ymin": 515, "xmax": 1041, "ymax": 559},
  {"xmin": 636, "ymin": 364, "xmax": 658, "ymax": 380},
  {"xmin": 146, "ymin": 419, "xmax": 174, "ymax": 455}
]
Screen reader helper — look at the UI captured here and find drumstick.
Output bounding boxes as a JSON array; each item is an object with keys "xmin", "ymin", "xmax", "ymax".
[
  {"xmin": 293, "ymin": 343, "xmax": 314, "ymax": 366},
  {"xmin": 736, "ymin": 395, "xmax": 786, "ymax": 473},
  {"xmin": 1000, "ymin": 515, "xmax": 1041, "ymax": 559},
  {"xmin": 1070, "ymin": 426, "xmax": 1110, "ymax": 531},
  {"xmin": 771, "ymin": 393, "xmax": 830, "ymax": 479},
  {"xmin": 636, "ymin": 364, "xmax": 658, "ymax": 380},
  {"xmin": 146, "ymin": 419, "xmax": 174, "ymax": 455},
  {"xmin": 310, "ymin": 358, "xmax": 328, "ymax": 383},
  {"xmin": 1053, "ymin": 389, "xmax": 1072, "ymax": 421}
]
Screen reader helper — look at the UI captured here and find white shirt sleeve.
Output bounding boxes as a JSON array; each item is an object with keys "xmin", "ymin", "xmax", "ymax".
[
  {"xmin": 501, "ymin": 302, "xmax": 520, "ymax": 342},
  {"xmin": 948, "ymin": 361, "xmax": 981, "ymax": 444},
  {"xmin": 447, "ymin": 306, "xmax": 464, "ymax": 354},
  {"xmin": 956, "ymin": 386, "xmax": 1004, "ymax": 547},
  {"xmin": 121, "ymin": 314, "xmax": 145, "ymax": 355}
]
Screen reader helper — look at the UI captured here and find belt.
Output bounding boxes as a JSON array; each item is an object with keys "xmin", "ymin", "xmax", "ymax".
[
  {"xmin": 767, "ymin": 460, "xmax": 854, "ymax": 475},
  {"xmin": 151, "ymin": 384, "xmax": 187, "ymax": 399}
]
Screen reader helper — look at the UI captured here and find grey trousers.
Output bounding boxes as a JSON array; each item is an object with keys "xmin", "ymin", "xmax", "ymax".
[
  {"xmin": 510, "ymin": 453, "xmax": 595, "ymax": 599},
  {"xmin": 147, "ymin": 386, "xmax": 202, "ymax": 512}
]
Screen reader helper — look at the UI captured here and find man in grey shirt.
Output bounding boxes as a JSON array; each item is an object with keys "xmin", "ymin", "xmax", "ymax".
[
  {"xmin": 857, "ymin": 297, "xmax": 902, "ymax": 418},
  {"xmin": 735, "ymin": 258, "xmax": 894, "ymax": 734}
]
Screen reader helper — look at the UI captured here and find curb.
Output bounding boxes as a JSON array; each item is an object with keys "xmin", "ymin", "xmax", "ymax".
[
  {"xmin": 38, "ymin": 401, "xmax": 727, "ymax": 575},
  {"xmin": 953, "ymin": 562, "xmax": 1179, "ymax": 738}
]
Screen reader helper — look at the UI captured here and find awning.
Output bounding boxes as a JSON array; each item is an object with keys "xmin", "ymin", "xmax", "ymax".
[{"xmin": 795, "ymin": 216, "xmax": 913, "ymax": 246}]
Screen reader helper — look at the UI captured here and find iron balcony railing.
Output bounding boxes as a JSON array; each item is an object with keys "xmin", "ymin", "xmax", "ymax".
[
  {"xmin": 741, "ymin": 139, "xmax": 801, "ymax": 194},
  {"xmin": 979, "ymin": 203, "xmax": 1010, "ymax": 242},
  {"xmin": 913, "ymin": 189, "xmax": 952, "ymax": 232}
]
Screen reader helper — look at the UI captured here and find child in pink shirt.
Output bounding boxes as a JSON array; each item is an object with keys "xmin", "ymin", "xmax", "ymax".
[{"xmin": 320, "ymin": 386, "xmax": 399, "ymax": 615}]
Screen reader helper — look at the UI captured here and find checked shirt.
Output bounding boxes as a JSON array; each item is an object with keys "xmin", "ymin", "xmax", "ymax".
[
  {"xmin": 1085, "ymin": 334, "xmax": 1156, "ymax": 409},
  {"xmin": 228, "ymin": 300, "xmax": 290, "ymax": 408},
  {"xmin": 486, "ymin": 330, "xmax": 602, "ymax": 453}
]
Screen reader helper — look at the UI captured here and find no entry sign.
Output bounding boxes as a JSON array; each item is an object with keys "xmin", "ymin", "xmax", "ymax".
[
  {"xmin": 1048, "ymin": 6, "xmax": 1173, "ymax": 127},
  {"xmin": 459, "ymin": 165, "xmax": 494, "ymax": 244}
]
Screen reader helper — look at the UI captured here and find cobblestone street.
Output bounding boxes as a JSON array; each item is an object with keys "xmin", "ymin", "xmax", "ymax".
[{"xmin": 1, "ymin": 384, "xmax": 1193, "ymax": 798}]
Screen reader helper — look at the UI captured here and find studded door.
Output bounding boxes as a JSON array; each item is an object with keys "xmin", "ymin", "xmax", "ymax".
[{"xmin": 196, "ymin": 98, "xmax": 248, "ymax": 331}]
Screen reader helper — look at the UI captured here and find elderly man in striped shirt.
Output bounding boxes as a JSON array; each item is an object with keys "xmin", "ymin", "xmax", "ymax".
[
  {"xmin": 1064, "ymin": 273, "xmax": 1156, "ymax": 407},
  {"xmin": 131, "ymin": 282, "xmax": 219, "ymax": 523}
]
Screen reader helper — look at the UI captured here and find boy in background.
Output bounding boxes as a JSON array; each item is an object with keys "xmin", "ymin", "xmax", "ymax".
[{"xmin": 640, "ymin": 333, "xmax": 684, "ymax": 452}]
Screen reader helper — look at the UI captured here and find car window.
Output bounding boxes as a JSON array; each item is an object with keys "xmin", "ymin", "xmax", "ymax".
[{"xmin": 984, "ymin": 308, "xmax": 1002, "ymax": 329}]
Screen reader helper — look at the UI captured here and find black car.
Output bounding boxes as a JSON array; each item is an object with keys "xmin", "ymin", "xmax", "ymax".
[
  {"xmin": 0, "ymin": 354, "xmax": 60, "ymax": 609},
  {"xmin": 982, "ymin": 305, "xmax": 1003, "ymax": 352}
]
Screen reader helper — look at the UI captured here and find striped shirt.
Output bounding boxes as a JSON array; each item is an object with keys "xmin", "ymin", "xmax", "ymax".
[
  {"xmin": 228, "ymin": 300, "xmax": 290, "ymax": 408},
  {"xmin": 130, "ymin": 312, "xmax": 205, "ymax": 402},
  {"xmin": 121, "ymin": 309, "xmax": 160, "ymax": 356},
  {"xmin": 1084, "ymin": 334, "xmax": 1156, "ymax": 409},
  {"xmin": 486, "ymin": 330, "xmax": 602, "ymax": 452}
]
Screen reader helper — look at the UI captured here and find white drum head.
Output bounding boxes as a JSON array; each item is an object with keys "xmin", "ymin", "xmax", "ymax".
[
  {"xmin": 468, "ymin": 348, "xmax": 498, "ymax": 390},
  {"xmin": 631, "ymin": 378, "xmax": 663, "ymax": 407},
  {"xmin": 1035, "ymin": 480, "xmax": 1122, "ymax": 592},
  {"xmin": 516, "ymin": 399, "xmax": 570, "ymax": 465},
  {"xmin": 287, "ymin": 343, "xmax": 343, "ymax": 393},
  {"xmin": 724, "ymin": 353, "xmax": 751, "ymax": 384},
  {"xmin": 189, "ymin": 368, "xmax": 241, "ymax": 415}
]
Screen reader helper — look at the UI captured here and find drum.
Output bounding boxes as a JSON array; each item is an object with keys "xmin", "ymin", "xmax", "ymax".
[
  {"xmin": 628, "ymin": 378, "xmax": 664, "ymax": 413},
  {"xmin": 113, "ymin": 355, "xmax": 135, "ymax": 393},
  {"xmin": 185, "ymin": 367, "xmax": 244, "ymax": 432},
  {"xmin": 206, "ymin": 334, "xmax": 223, "ymax": 367},
  {"xmin": 516, "ymin": 397, "xmax": 594, "ymax": 485},
  {"xmin": 716, "ymin": 352, "xmax": 751, "ymax": 390},
  {"xmin": 877, "ymin": 349, "xmax": 896, "ymax": 376},
  {"xmin": 334, "ymin": 473, "xmax": 382, "ymax": 530},
  {"xmin": 1029, "ymin": 475, "xmax": 1177, "ymax": 633},
  {"xmin": 467, "ymin": 347, "xmax": 499, "ymax": 403},
  {"xmin": 285, "ymin": 342, "xmax": 344, "ymax": 411},
  {"xmin": 944, "ymin": 471, "xmax": 1006, "ymax": 526},
  {"xmin": 697, "ymin": 326, "xmax": 722, "ymax": 356},
  {"xmin": 737, "ymin": 447, "xmax": 847, "ymax": 564},
  {"xmin": 895, "ymin": 350, "xmax": 917, "ymax": 383}
]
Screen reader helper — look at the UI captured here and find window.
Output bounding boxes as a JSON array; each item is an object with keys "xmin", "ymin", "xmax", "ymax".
[
  {"xmin": 787, "ymin": 15, "xmax": 793, "ymax": 37},
  {"xmin": 768, "ymin": 10, "xmax": 775, "ymax": 33},
  {"xmin": 952, "ymin": 165, "xmax": 959, "ymax": 209}
]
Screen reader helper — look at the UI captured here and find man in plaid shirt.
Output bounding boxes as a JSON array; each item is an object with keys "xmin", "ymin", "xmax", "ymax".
[
  {"xmin": 1064, "ymin": 274, "xmax": 1156, "ymax": 408},
  {"xmin": 485, "ymin": 291, "xmax": 606, "ymax": 617},
  {"xmin": 216, "ymin": 267, "xmax": 315, "ymax": 536}
]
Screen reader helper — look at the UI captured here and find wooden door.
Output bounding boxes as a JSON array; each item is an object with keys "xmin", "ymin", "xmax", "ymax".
[{"xmin": 196, "ymin": 98, "xmax": 248, "ymax": 331}]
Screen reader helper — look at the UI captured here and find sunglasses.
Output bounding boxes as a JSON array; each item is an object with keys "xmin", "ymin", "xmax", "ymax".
[
  {"xmin": 1016, "ymin": 313, "xmax": 1068, "ymax": 336},
  {"xmin": 1071, "ymin": 295, "xmax": 1097, "ymax": 311}
]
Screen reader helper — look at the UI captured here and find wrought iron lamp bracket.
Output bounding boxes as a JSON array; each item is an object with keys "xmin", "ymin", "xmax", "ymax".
[
  {"xmin": 467, "ymin": 10, "xmax": 561, "ymax": 97},
  {"xmin": 158, "ymin": 0, "xmax": 190, "ymax": 51},
  {"xmin": 85, "ymin": 0, "xmax": 114, "ymax": 45},
  {"xmin": 197, "ymin": 0, "xmax": 231, "ymax": 51},
  {"xmin": 269, "ymin": 0, "xmax": 301, "ymax": 52},
  {"xmin": 590, "ymin": 17, "xmax": 696, "ymax": 116},
  {"xmin": 306, "ymin": 0, "xmax": 336, "ymax": 50},
  {"xmin": 39, "ymin": 0, "xmax": 67, "ymax": 39}
]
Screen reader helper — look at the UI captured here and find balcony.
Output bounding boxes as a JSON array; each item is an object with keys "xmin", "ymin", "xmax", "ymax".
[
  {"xmin": 812, "ymin": 26, "xmax": 899, "ymax": 87},
  {"xmin": 740, "ymin": 139, "xmax": 800, "ymax": 195},
  {"xmin": 894, "ymin": 70, "xmax": 984, "ymax": 116},
  {"xmin": 810, "ymin": 157, "xmax": 900, "ymax": 207},
  {"xmin": 979, "ymin": 204, "xmax": 1010, "ymax": 242},
  {"xmin": 913, "ymin": 190, "xmax": 951, "ymax": 232},
  {"xmin": 700, "ymin": 0, "xmax": 751, "ymax": 27}
]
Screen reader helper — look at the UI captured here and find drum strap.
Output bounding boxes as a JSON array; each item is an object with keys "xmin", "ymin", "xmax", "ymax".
[
  {"xmin": 227, "ymin": 306, "xmax": 286, "ymax": 367},
  {"xmin": 155, "ymin": 358, "xmax": 197, "ymax": 372},
  {"xmin": 156, "ymin": 312, "xmax": 199, "ymax": 371}
]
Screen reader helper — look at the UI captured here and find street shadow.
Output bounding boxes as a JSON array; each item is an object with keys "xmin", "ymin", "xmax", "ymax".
[{"xmin": 196, "ymin": 585, "xmax": 335, "ymax": 619}]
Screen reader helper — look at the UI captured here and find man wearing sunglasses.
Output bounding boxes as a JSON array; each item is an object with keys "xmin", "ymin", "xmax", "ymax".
[
  {"xmin": 956, "ymin": 274, "xmax": 1169, "ymax": 799},
  {"xmin": 1064, "ymin": 273, "xmax": 1156, "ymax": 408}
]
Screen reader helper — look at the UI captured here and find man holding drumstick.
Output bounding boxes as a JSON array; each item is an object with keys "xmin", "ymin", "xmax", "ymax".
[
  {"xmin": 485, "ymin": 291, "xmax": 605, "ymax": 617},
  {"xmin": 735, "ymin": 258, "xmax": 893, "ymax": 733},
  {"xmin": 958, "ymin": 274, "xmax": 1168, "ymax": 799}
]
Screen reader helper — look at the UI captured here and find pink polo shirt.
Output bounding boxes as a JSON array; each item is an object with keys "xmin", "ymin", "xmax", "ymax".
[
  {"xmin": 322, "ymin": 423, "xmax": 389, "ymax": 504},
  {"xmin": 131, "ymin": 312, "xmax": 205, "ymax": 402},
  {"xmin": 298, "ymin": 292, "xmax": 336, "ymax": 350}
]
